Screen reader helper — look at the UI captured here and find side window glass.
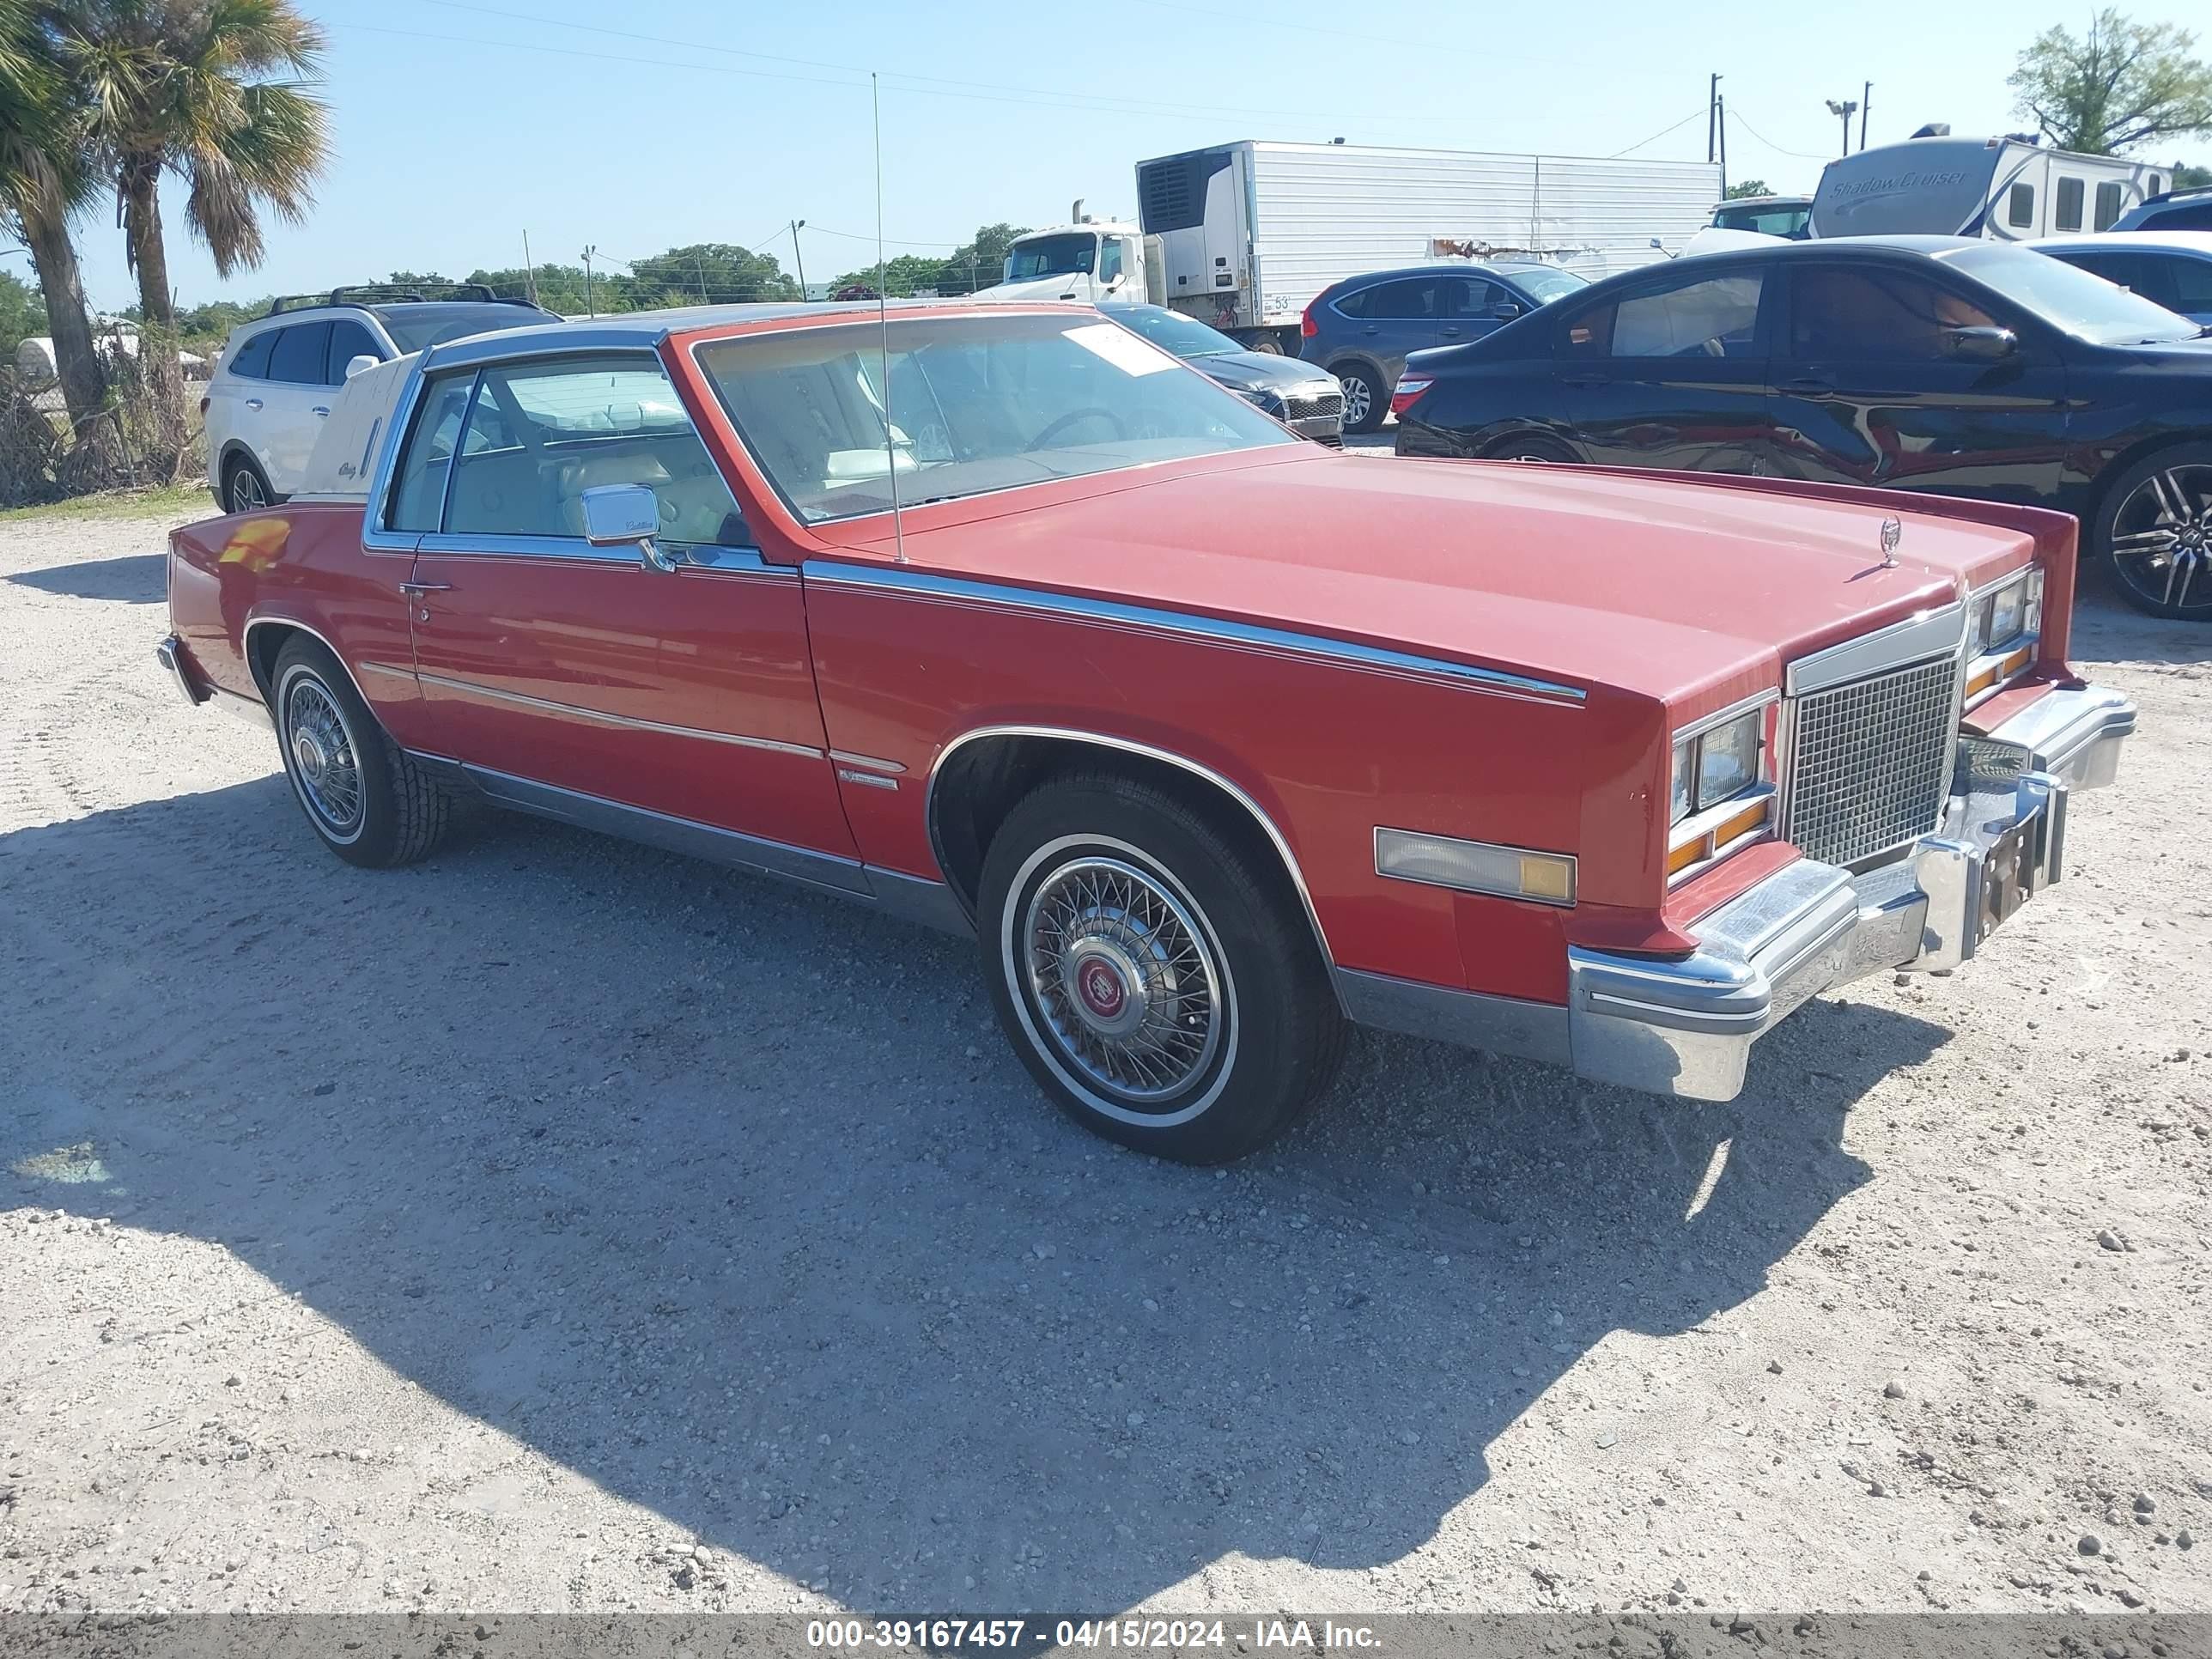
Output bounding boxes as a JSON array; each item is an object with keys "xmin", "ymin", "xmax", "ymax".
[
  {"xmin": 325, "ymin": 320, "xmax": 380, "ymax": 386},
  {"xmin": 1789, "ymin": 266, "xmax": 1994, "ymax": 362},
  {"xmin": 230, "ymin": 329, "xmax": 277, "ymax": 380},
  {"xmin": 387, "ymin": 373, "xmax": 477, "ymax": 532},
  {"xmin": 445, "ymin": 355, "xmax": 750, "ymax": 546},
  {"xmin": 2094, "ymin": 180, "xmax": 2124, "ymax": 232},
  {"xmin": 2166, "ymin": 257, "xmax": 2212, "ymax": 313},
  {"xmin": 1446, "ymin": 277, "xmax": 1505, "ymax": 318},
  {"xmin": 2007, "ymin": 184, "xmax": 2034, "ymax": 228},
  {"xmin": 1098, "ymin": 239, "xmax": 1124, "ymax": 283},
  {"xmin": 2056, "ymin": 176, "xmax": 2085, "ymax": 232},
  {"xmin": 1332, "ymin": 286, "xmax": 1370, "ymax": 319},
  {"xmin": 1602, "ymin": 270, "xmax": 1765, "ymax": 358},
  {"xmin": 1365, "ymin": 278, "xmax": 1439, "ymax": 320},
  {"xmin": 269, "ymin": 321, "xmax": 331, "ymax": 385}
]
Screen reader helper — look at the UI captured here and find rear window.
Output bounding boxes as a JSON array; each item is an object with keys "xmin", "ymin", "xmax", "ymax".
[{"xmin": 229, "ymin": 329, "xmax": 278, "ymax": 379}]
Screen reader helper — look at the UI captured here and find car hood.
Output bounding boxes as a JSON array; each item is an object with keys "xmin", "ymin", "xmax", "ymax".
[
  {"xmin": 1189, "ymin": 351, "xmax": 1337, "ymax": 394},
  {"xmin": 884, "ymin": 451, "xmax": 2039, "ymax": 715}
]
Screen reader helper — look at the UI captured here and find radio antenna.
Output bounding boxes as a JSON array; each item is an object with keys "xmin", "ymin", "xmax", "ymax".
[{"xmin": 872, "ymin": 72, "xmax": 907, "ymax": 566}]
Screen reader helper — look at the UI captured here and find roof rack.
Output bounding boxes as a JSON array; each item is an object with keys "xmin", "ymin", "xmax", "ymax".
[
  {"xmin": 2140, "ymin": 185, "xmax": 2212, "ymax": 205},
  {"xmin": 263, "ymin": 283, "xmax": 544, "ymax": 316}
]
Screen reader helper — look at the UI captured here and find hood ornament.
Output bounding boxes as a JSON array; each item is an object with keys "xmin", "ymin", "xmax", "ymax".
[{"xmin": 1879, "ymin": 516, "xmax": 1902, "ymax": 568}]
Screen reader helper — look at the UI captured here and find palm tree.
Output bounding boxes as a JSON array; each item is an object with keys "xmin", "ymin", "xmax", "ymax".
[
  {"xmin": 0, "ymin": 0, "xmax": 106, "ymax": 432},
  {"xmin": 55, "ymin": 0, "xmax": 328, "ymax": 451}
]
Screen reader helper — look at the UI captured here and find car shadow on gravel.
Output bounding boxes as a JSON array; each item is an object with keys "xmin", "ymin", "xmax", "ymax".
[
  {"xmin": 5, "ymin": 552, "xmax": 167, "ymax": 604},
  {"xmin": 3, "ymin": 778, "xmax": 1952, "ymax": 1612}
]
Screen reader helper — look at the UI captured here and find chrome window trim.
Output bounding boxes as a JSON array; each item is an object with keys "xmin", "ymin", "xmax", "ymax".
[
  {"xmin": 407, "ymin": 534, "xmax": 777, "ymax": 571},
  {"xmin": 412, "ymin": 669, "xmax": 825, "ymax": 758},
  {"xmin": 363, "ymin": 351, "xmax": 434, "ymax": 552},
  {"xmin": 924, "ymin": 723, "xmax": 1339, "ymax": 982},
  {"xmin": 1784, "ymin": 601, "xmax": 1966, "ymax": 698},
  {"xmin": 806, "ymin": 562, "xmax": 1586, "ymax": 704}
]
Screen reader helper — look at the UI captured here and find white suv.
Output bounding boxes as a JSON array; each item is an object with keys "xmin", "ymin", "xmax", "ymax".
[{"xmin": 202, "ymin": 284, "xmax": 556, "ymax": 513}]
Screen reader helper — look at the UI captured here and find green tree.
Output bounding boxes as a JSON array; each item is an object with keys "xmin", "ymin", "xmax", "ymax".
[
  {"xmin": 935, "ymin": 222, "xmax": 1029, "ymax": 295},
  {"xmin": 464, "ymin": 262, "xmax": 612, "ymax": 317},
  {"xmin": 827, "ymin": 251, "xmax": 948, "ymax": 298},
  {"xmin": 1723, "ymin": 179, "xmax": 1774, "ymax": 199},
  {"xmin": 2008, "ymin": 9, "xmax": 2212, "ymax": 153},
  {"xmin": 2170, "ymin": 160, "xmax": 2211, "ymax": 188},
  {"xmin": 55, "ymin": 0, "xmax": 331, "ymax": 457},
  {"xmin": 622, "ymin": 242, "xmax": 797, "ymax": 307},
  {"xmin": 1, "ymin": 0, "xmax": 104, "ymax": 426},
  {"xmin": 0, "ymin": 261, "xmax": 46, "ymax": 354}
]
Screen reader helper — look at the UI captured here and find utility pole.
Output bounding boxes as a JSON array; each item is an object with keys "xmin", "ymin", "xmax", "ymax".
[
  {"xmin": 1860, "ymin": 81, "xmax": 1871, "ymax": 149},
  {"xmin": 1717, "ymin": 93, "xmax": 1728, "ymax": 195},
  {"xmin": 1708, "ymin": 73, "xmax": 1721, "ymax": 164},
  {"xmin": 521, "ymin": 230, "xmax": 538, "ymax": 307},
  {"xmin": 580, "ymin": 245, "xmax": 598, "ymax": 319},
  {"xmin": 790, "ymin": 219, "xmax": 808, "ymax": 300},
  {"xmin": 1826, "ymin": 98, "xmax": 1860, "ymax": 159}
]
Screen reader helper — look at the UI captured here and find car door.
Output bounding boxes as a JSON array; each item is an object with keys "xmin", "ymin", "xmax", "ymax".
[
  {"xmin": 1555, "ymin": 259, "xmax": 1778, "ymax": 473},
  {"xmin": 1765, "ymin": 258, "xmax": 2070, "ymax": 503},
  {"xmin": 1338, "ymin": 276, "xmax": 1444, "ymax": 386},
  {"xmin": 207, "ymin": 325, "xmax": 278, "ymax": 487},
  {"xmin": 395, "ymin": 351, "xmax": 858, "ymax": 867},
  {"xmin": 1439, "ymin": 276, "xmax": 1522, "ymax": 349},
  {"xmin": 251, "ymin": 321, "xmax": 337, "ymax": 493}
]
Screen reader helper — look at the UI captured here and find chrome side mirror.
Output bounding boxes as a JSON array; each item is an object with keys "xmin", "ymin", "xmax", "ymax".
[
  {"xmin": 580, "ymin": 483, "xmax": 677, "ymax": 571},
  {"xmin": 1944, "ymin": 325, "xmax": 2019, "ymax": 362}
]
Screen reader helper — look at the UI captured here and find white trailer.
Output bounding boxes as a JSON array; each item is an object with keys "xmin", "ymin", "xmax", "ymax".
[
  {"xmin": 1133, "ymin": 139, "xmax": 1722, "ymax": 352},
  {"xmin": 1811, "ymin": 133, "xmax": 2172, "ymax": 241}
]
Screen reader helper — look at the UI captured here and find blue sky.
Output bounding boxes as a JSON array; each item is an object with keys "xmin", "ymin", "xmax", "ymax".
[{"xmin": 41, "ymin": 0, "xmax": 2212, "ymax": 313}]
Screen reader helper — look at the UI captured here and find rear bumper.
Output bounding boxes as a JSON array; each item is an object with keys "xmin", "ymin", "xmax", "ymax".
[
  {"xmin": 1565, "ymin": 683, "xmax": 2132, "ymax": 1100},
  {"xmin": 156, "ymin": 635, "xmax": 207, "ymax": 706}
]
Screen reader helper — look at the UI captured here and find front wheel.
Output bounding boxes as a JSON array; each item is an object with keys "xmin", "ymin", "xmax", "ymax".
[
  {"xmin": 2093, "ymin": 444, "xmax": 2212, "ymax": 619},
  {"xmin": 272, "ymin": 639, "xmax": 450, "ymax": 867},
  {"xmin": 978, "ymin": 774, "xmax": 1347, "ymax": 1164}
]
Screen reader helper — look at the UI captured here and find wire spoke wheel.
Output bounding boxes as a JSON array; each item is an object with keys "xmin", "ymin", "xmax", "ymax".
[
  {"xmin": 2109, "ymin": 461, "xmax": 2212, "ymax": 615},
  {"xmin": 283, "ymin": 676, "xmax": 364, "ymax": 838},
  {"xmin": 1019, "ymin": 854, "xmax": 1225, "ymax": 1111}
]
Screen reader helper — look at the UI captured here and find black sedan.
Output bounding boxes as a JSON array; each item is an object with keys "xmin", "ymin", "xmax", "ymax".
[
  {"xmin": 1393, "ymin": 235, "xmax": 2212, "ymax": 618},
  {"xmin": 1102, "ymin": 303, "xmax": 1345, "ymax": 444}
]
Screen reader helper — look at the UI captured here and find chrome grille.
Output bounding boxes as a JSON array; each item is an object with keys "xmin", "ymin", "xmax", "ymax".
[
  {"xmin": 1282, "ymin": 391, "xmax": 1344, "ymax": 422},
  {"xmin": 1784, "ymin": 653, "xmax": 1960, "ymax": 867}
]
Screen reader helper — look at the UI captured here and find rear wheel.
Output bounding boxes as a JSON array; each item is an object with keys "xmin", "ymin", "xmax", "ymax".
[
  {"xmin": 1337, "ymin": 364, "xmax": 1386, "ymax": 434},
  {"xmin": 2093, "ymin": 444, "xmax": 2212, "ymax": 619},
  {"xmin": 978, "ymin": 774, "xmax": 1346, "ymax": 1164},
  {"xmin": 272, "ymin": 638, "xmax": 449, "ymax": 868},
  {"xmin": 224, "ymin": 454, "xmax": 273, "ymax": 514}
]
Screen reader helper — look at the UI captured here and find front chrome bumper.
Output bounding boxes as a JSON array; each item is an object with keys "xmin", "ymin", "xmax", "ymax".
[{"xmin": 1563, "ymin": 683, "xmax": 2134, "ymax": 1102}]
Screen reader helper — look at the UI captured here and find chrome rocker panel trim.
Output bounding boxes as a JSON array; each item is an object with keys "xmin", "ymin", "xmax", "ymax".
[{"xmin": 1354, "ymin": 681, "xmax": 2133, "ymax": 1104}]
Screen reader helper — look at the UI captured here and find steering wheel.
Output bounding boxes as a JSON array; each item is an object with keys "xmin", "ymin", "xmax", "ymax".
[{"xmin": 1025, "ymin": 407, "xmax": 1127, "ymax": 451}]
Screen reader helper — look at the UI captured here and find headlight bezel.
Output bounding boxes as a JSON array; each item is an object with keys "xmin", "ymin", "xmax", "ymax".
[
  {"xmin": 1666, "ymin": 693, "xmax": 1778, "ymax": 882},
  {"xmin": 1962, "ymin": 566, "xmax": 2045, "ymax": 708}
]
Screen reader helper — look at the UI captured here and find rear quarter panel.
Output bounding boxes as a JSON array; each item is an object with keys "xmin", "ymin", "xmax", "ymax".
[{"xmin": 167, "ymin": 503, "xmax": 422, "ymax": 739}]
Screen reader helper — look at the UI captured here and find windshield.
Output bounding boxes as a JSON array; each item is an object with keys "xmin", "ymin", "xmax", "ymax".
[
  {"xmin": 1498, "ymin": 265, "xmax": 1591, "ymax": 303},
  {"xmin": 696, "ymin": 311, "xmax": 1293, "ymax": 525},
  {"xmin": 1004, "ymin": 234, "xmax": 1098, "ymax": 281},
  {"xmin": 1103, "ymin": 305, "xmax": 1242, "ymax": 358},
  {"xmin": 1942, "ymin": 244, "xmax": 2201, "ymax": 344}
]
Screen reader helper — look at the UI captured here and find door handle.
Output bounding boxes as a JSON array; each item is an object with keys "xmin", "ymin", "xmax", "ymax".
[
  {"xmin": 244, "ymin": 398, "xmax": 263, "ymax": 411},
  {"xmin": 1784, "ymin": 375, "xmax": 1835, "ymax": 395},
  {"xmin": 398, "ymin": 580, "xmax": 452, "ymax": 596},
  {"xmin": 311, "ymin": 405, "xmax": 330, "ymax": 417},
  {"xmin": 1440, "ymin": 326, "xmax": 1462, "ymax": 338}
]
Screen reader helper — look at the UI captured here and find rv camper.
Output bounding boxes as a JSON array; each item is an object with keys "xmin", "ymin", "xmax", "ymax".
[{"xmin": 1812, "ymin": 130, "xmax": 2170, "ymax": 241}]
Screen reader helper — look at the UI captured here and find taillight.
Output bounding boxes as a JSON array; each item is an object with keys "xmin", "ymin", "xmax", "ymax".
[
  {"xmin": 1390, "ymin": 376, "xmax": 1433, "ymax": 418},
  {"xmin": 1300, "ymin": 302, "xmax": 1318, "ymax": 339}
]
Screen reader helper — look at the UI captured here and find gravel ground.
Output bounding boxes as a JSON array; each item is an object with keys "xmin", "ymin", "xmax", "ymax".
[{"xmin": 1, "ymin": 507, "xmax": 2209, "ymax": 1620}]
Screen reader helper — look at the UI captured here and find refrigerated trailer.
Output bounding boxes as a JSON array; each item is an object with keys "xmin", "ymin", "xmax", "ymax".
[{"xmin": 1133, "ymin": 139, "xmax": 1723, "ymax": 353}]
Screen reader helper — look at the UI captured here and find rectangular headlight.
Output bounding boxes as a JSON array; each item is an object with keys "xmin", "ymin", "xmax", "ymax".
[
  {"xmin": 1694, "ymin": 713, "xmax": 1761, "ymax": 811},
  {"xmin": 1989, "ymin": 580, "xmax": 2026, "ymax": 644}
]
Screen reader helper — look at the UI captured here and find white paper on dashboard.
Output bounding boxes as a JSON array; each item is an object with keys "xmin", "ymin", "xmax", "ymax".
[{"xmin": 1061, "ymin": 323, "xmax": 1178, "ymax": 377}]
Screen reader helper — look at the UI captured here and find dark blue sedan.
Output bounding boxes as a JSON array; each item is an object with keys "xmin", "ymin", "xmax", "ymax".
[{"xmin": 1298, "ymin": 261, "xmax": 1589, "ymax": 434}]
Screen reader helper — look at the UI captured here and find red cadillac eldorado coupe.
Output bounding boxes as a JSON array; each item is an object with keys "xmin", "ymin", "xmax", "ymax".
[{"xmin": 160, "ymin": 301, "xmax": 2136, "ymax": 1162}]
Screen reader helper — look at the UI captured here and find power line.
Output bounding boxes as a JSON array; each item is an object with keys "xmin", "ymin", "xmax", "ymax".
[
  {"xmin": 1724, "ymin": 106, "xmax": 1832, "ymax": 163},
  {"xmin": 1611, "ymin": 108, "xmax": 1706, "ymax": 159}
]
